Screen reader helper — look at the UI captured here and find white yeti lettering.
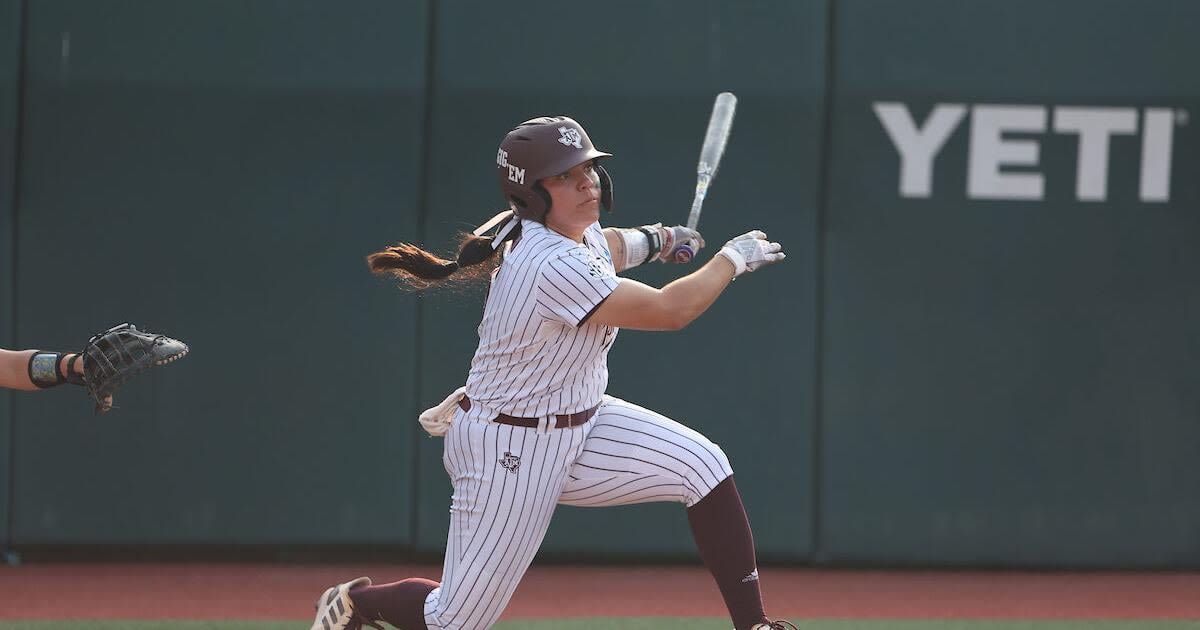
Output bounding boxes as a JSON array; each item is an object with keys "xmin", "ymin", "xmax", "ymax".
[{"xmin": 875, "ymin": 102, "xmax": 1178, "ymax": 202}]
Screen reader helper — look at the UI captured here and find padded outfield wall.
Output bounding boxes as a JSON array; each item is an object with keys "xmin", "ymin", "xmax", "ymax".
[
  {"xmin": 1, "ymin": 0, "xmax": 20, "ymax": 553},
  {"xmin": 1, "ymin": 0, "xmax": 1197, "ymax": 568},
  {"xmin": 819, "ymin": 0, "xmax": 1200, "ymax": 567},
  {"xmin": 8, "ymin": 0, "xmax": 429, "ymax": 546}
]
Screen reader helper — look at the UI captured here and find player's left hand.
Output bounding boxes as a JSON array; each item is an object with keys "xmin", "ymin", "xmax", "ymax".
[
  {"xmin": 64, "ymin": 356, "xmax": 114, "ymax": 411},
  {"xmin": 78, "ymin": 323, "xmax": 189, "ymax": 413},
  {"xmin": 656, "ymin": 225, "xmax": 705, "ymax": 263}
]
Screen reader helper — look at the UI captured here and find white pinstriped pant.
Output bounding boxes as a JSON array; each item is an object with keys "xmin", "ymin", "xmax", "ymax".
[{"xmin": 423, "ymin": 394, "xmax": 734, "ymax": 630}]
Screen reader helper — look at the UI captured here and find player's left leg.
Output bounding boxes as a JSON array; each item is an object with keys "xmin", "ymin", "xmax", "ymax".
[
  {"xmin": 558, "ymin": 395, "xmax": 772, "ymax": 630},
  {"xmin": 312, "ymin": 399, "xmax": 588, "ymax": 630}
]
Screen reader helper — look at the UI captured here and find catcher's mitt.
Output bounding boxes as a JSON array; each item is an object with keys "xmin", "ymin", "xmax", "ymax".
[{"xmin": 80, "ymin": 323, "xmax": 189, "ymax": 413}]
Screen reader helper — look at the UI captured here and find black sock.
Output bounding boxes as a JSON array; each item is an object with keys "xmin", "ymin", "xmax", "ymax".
[
  {"xmin": 350, "ymin": 578, "xmax": 439, "ymax": 630},
  {"xmin": 686, "ymin": 475, "xmax": 768, "ymax": 630}
]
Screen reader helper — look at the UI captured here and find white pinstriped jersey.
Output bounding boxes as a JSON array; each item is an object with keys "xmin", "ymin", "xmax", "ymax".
[{"xmin": 464, "ymin": 219, "xmax": 620, "ymax": 418}]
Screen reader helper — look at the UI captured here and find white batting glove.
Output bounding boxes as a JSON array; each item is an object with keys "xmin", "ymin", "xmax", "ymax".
[
  {"xmin": 654, "ymin": 225, "xmax": 705, "ymax": 263},
  {"xmin": 716, "ymin": 230, "xmax": 785, "ymax": 277}
]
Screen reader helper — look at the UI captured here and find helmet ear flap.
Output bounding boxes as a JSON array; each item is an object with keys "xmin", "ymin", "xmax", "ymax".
[
  {"xmin": 533, "ymin": 183, "xmax": 552, "ymax": 221},
  {"xmin": 507, "ymin": 187, "xmax": 550, "ymax": 222},
  {"xmin": 596, "ymin": 163, "xmax": 614, "ymax": 213}
]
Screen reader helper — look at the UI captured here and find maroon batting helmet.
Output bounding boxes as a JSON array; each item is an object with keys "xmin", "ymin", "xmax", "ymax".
[{"xmin": 495, "ymin": 116, "xmax": 613, "ymax": 222}]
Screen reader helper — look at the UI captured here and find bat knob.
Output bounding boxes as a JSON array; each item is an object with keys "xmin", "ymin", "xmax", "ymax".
[{"xmin": 674, "ymin": 245, "xmax": 695, "ymax": 264}]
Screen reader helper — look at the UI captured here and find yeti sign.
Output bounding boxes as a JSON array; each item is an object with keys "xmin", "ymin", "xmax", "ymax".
[{"xmin": 874, "ymin": 102, "xmax": 1179, "ymax": 202}]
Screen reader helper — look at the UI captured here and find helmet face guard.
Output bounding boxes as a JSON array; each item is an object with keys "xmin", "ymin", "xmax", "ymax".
[{"xmin": 496, "ymin": 116, "xmax": 613, "ymax": 222}]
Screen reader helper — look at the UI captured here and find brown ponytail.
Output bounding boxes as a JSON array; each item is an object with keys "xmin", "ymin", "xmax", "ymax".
[{"xmin": 367, "ymin": 220, "xmax": 523, "ymax": 291}]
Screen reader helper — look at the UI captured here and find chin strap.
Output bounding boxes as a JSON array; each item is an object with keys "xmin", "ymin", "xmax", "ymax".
[{"xmin": 472, "ymin": 210, "xmax": 520, "ymax": 250}]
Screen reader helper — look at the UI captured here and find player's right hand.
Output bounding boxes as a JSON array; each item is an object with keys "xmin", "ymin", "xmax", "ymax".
[
  {"xmin": 717, "ymin": 230, "xmax": 785, "ymax": 276},
  {"xmin": 657, "ymin": 225, "xmax": 704, "ymax": 263}
]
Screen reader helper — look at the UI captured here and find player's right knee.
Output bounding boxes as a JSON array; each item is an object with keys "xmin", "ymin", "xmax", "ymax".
[
  {"xmin": 700, "ymin": 439, "xmax": 733, "ymax": 477},
  {"xmin": 680, "ymin": 447, "xmax": 732, "ymax": 505}
]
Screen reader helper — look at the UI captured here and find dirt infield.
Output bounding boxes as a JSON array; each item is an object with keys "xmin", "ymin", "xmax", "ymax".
[{"xmin": 1, "ymin": 564, "xmax": 1198, "ymax": 620}]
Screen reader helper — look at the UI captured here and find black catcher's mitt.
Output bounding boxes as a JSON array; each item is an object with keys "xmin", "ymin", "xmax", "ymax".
[{"xmin": 80, "ymin": 323, "xmax": 189, "ymax": 413}]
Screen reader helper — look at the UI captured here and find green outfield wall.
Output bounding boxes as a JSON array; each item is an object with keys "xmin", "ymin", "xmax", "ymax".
[
  {"xmin": 819, "ymin": 0, "xmax": 1200, "ymax": 568},
  {"xmin": 8, "ymin": 0, "xmax": 429, "ymax": 545},
  {"xmin": 0, "ymin": 0, "xmax": 20, "ymax": 552},
  {"xmin": 1, "ymin": 0, "xmax": 1197, "ymax": 568}
]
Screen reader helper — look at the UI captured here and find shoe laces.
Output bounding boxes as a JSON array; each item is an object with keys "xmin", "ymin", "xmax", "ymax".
[{"xmin": 768, "ymin": 621, "xmax": 799, "ymax": 630}]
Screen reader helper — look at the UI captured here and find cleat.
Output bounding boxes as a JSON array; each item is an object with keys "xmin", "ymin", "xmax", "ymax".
[{"xmin": 309, "ymin": 577, "xmax": 377, "ymax": 630}]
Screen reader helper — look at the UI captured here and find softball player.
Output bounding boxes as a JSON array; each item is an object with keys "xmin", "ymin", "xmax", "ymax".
[{"xmin": 312, "ymin": 117, "xmax": 794, "ymax": 630}]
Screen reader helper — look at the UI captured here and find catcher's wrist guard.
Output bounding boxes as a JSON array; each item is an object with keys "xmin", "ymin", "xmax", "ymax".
[
  {"xmin": 28, "ymin": 352, "xmax": 90, "ymax": 388},
  {"xmin": 28, "ymin": 352, "xmax": 66, "ymax": 388}
]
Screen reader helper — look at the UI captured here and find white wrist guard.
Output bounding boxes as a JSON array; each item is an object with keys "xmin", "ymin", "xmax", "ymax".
[
  {"xmin": 717, "ymin": 246, "xmax": 747, "ymax": 277},
  {"xmin": 615, "ymin": 225, "xmax": 662, "ymax": 269}
]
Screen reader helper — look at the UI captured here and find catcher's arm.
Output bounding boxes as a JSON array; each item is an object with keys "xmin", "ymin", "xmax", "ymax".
[
  {"xmin": 1, "ymin": 348, "xmax": 83, "ymax": 391},
  {"xmin": 2, "ymin": 347, "xmax": 115, "ymax": 409},
  {"xmin": 1, "ymin": 323, "xmax": 188, "ymax": 413}
]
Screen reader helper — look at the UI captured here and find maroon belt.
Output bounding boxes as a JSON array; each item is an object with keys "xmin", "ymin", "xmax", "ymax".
[{"xmin": 458, "ymin": 396, "xmax": 598, "ymax": 429}]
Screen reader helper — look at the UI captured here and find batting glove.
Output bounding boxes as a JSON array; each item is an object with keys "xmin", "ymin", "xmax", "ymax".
[
  {"xmin": 716, "ymin": 230, "xmax": 785, "ymax": 277},
  {"xmin": 654, "ymin": 225, "xmax": 705, "ymax": 263}
]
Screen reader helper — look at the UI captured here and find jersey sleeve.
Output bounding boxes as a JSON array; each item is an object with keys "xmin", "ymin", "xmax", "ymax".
[{"xmin": 535, "ymin": 248, "xmax": 620, "ymax": 327}]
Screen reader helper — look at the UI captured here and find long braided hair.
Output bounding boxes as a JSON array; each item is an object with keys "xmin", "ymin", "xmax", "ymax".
[{"xmin": 367, "ymin": 211, "xmax": 521, "ymax": 291}]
